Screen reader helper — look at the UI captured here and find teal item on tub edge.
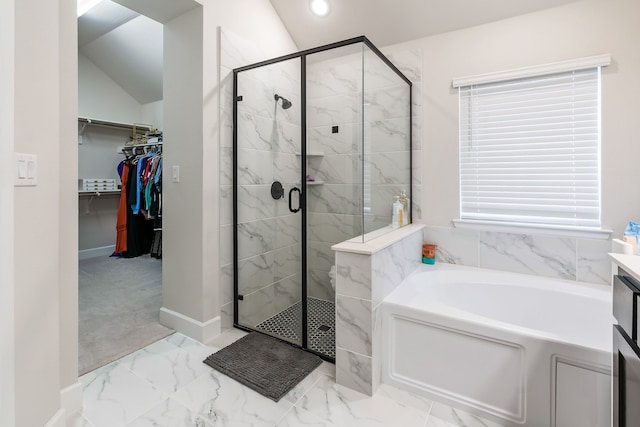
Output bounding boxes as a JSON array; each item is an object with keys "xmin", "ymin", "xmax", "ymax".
[{"xmin": 422, "ymin": 257, "xmax": 435, "ymax": 264}]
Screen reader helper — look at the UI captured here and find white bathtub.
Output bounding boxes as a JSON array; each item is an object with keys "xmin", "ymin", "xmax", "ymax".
[{"xmin": 382, "ymin": 263, "xmax": 613, "ymax": 427}]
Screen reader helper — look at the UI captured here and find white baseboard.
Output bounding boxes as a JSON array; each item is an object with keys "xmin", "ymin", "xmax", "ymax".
[
  {"xmin": 61, "ymin": 381, "xmax": 83, "ymax": 419},
  {"xmin": 42, "ymin": 381, "xmax": 83, "ymax": 427},
  {"xmin": 44, "ymin": 409, "xmax": 65, "ymax": 427},
  {"xmin": 79, "ymin": 245, "xmax": 115, "ymax": 260},
  {"xmin": 159, "ymin": 307, "xmax": 221, "ymax": 344}
]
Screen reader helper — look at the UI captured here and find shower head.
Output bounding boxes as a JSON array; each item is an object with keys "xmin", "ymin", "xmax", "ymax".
[{"xmin": 274, "ymin": 94, "xmax": 292, "ymax": 110}]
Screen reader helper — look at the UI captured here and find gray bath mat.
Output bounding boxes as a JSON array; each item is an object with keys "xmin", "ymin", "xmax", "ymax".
[{"xmin": 203, "ymin": 332, "xmax": 322, "ymax": 402}]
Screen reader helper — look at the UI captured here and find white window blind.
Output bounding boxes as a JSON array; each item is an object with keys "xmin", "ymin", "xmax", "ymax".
[{"xmin": 459, "ymin": 67, "xmax": 602, "ymax": 228}]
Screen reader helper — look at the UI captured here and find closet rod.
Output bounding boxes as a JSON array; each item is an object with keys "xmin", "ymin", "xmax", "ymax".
[{"xmin": 78, "ymin": 117, "xmax": 152, "ymax": 134}]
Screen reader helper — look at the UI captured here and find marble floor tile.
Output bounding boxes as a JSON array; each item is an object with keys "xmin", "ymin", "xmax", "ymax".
[
  {"xmin": 276, "ymin": 406, "xmax": 342, "ymax": 427},
  {"xmin": 426, "ymin": 402, "xmax": 509, "ymax": 427},
  {"xmin": 374, "ymin": 383, "xmax": 433, "ymax": 413},
  {"xmin": 208, "ymin": 328, "xmax": 248, "ymax": 349},
  {"xmin": 170, "ymin": 370, "xmax": 295, "ymax": 427},
  {"xmin": 119, "ymin": 338, "xmax": 212, "ymax": 394},
  {"xmin": 167, "ymin": 333, "xmax": 220, "ymax": 359},
  {"xmin": 126, "ymin": 397, "xmax": 213, "ymax": 427},
  {"xmin": 75, "ymin": 330, "xmax": 494, "ymax": 427},
  {"xmin": 66, "ymin": 413, "xmax": 95, "ymax": 427},
  {"xmin": 297, "ymin": 375, "xmax": 429, "ymax": 427},
  {"xmin": 280, "ymin": 369, "xmax": 324, "ymax": 406},
  {"xmin": 79, "ymin": 360, "xmax": 118, "ymax": 387},
  {"xmin": 426, "ymin": 415, "xmax": 458, "ymax": 427},
  {"xmin": 80, "ymin": 361, "xmax": 166, "ymax": 427},
  {"xmin": 315, "ymin": 361, "xmax": 336, "ymax": 379}
]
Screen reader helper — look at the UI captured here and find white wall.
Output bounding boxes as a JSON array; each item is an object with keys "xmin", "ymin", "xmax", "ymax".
[
  {"xmin": 2, "ymin": 0, "xmax": 78, "ymax": 425},
  {"xmin": 78, "ymin": 53, "xmax": 143, "ymax": 123},
  {"xmin": 142, "ymin": 100, "xmax": 164, "ymax": 130},
  {"xmin": 162, "ymin": 6, "xmax": 206, "ymax": 323},
  {"xmin": 160, "ymin": 0, "xmax": 297, "ymax": 337},
  {"xmin": 0, "ymin": 0, "xmax": 16, "ymax": 425},
  {"xmin": 408, "ymin": 0, "xmax": 640, "ymax": 237},
  {"xmin": 381, "ymin": 0, "xmax": 640, "ymax": 285},
  {"xmin": 81, "ymin": 15, "xmax": 163, "ymax": 105},
  {"xmin": 13, "ymin": 0, "xmax": 63, "ymax": 421},
  {"xmin": 60, "ymin": 0, "xmax": 80, "ymax": 395}
]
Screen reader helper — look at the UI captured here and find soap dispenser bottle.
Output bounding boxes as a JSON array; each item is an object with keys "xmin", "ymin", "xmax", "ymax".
[
  {"xmin": 392, "ymin": 196, "xmax": 403, "ymax": 229},
  {"xmin": 398, "ymin": 189, "xmax": 410, "ymax": 225}
]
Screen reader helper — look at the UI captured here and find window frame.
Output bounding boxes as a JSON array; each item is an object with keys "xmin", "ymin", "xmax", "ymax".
[{"xmin": 452, "ymin": 55, "xmax": 611, "ymax": 237}]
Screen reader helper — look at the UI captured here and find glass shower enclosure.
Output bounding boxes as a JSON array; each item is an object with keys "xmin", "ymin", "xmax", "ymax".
[{"xmin": 233, "ymin": 36, "xmax": 412, "ymax": 361}]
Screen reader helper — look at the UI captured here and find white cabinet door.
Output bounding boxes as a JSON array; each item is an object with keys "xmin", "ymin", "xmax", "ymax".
[{"xmin": 556, "ymin": 362, "xmax": 610, "ymax": 427}]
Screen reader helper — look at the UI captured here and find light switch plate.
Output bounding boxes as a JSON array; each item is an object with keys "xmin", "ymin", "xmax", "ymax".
[
  {"xmin": 172, "ymin": 165, "xmax": 180, "ymax": 183},
  {"xmin": 14, "ymin": 153, "xmax": 37, "ymax": 186}
]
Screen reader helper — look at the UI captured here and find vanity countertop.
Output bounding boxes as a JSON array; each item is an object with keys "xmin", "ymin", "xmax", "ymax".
[{"xmin": 610, "ymin": 253, "xmax": 640, "ymax": 283}]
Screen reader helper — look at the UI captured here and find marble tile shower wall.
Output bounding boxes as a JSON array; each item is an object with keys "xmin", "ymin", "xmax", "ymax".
[
  {"xmin": 219, "ymin": 29, "xmax": 303, "ymax": 329},
  {"xmin": 305, "ymin": 47, "xmax": 422, "ymax": 301},
  {"xmin": 383, "ymin": 47, "xmax": 423, "ymax": 224},
  {"xmin": 305, "ymin": 56, "xmax": 363, "ymax": 303},
  {"xmin": 360, "ymin": 51, "xmax": 413, "ymax": 233},
  {"xmin": 422, "ymin": 225, "xmax": 612, "ymax": 285},
  {"xmin": 334, "ymin": 226, "xmax": 424, "ymax": 395}
]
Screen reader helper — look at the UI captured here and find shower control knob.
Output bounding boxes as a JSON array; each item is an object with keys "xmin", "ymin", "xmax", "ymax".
[{"xmin": 271, "ymin": 181, "xmax": 284, "ymax": 200}]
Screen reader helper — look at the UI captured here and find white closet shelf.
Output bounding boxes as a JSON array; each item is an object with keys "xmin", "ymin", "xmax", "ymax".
[
  {"xmin": 78, "ymin": 191, "xmax": 120, "ymax": 197},
  {"xmin": 78, "ymin": 117, "xmax": 152, "ymax": 134}
]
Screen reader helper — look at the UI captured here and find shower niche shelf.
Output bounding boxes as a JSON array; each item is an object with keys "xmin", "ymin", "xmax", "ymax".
[
  {"xmin": 297, "ymin": 180, "xmax": 324, "ymax": 186},
  {"xmin": 295, "ymin": 151, "xmax": 324, "ymax": 157}
]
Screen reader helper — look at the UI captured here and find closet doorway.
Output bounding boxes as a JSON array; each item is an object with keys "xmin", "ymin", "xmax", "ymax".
[{"xmin": 77, "ymin": 1, "xmax": 169, "ymax": 375}]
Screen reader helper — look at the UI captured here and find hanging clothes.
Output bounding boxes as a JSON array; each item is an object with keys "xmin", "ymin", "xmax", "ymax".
[
  {"xmin": 113, "ymin": 160, "xmax": 130, "ymax": 255},
  {"xmin": 132, "ymin": 152, "xmax": 154, "ymax": 215},
  {"xmin": 114, "ymin": 147, "xmax": 163, "ymax": 258}
]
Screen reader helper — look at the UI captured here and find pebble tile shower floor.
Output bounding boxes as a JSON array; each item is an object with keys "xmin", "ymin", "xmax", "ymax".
[{"xmin": 256, "ymin": 297, "xmax": 335, "ymax": 359}]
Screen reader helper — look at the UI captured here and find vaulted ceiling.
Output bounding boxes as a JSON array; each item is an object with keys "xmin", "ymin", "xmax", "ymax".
[
  {"xmin": 268, "ymin": 0, "xmax": 583, "ymax": 50},
  {"xmin": 78, "ymin": 0, "xmax": 584, "ymax": 105},
  {"xmin": 78, "ymin": 1, "xmax": 163, "ymax": 104}
]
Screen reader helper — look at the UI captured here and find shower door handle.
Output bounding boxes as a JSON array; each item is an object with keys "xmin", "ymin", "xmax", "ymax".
[{"xmin": 288, "ymin": 187, "xmax": 301, "ymax": 213}]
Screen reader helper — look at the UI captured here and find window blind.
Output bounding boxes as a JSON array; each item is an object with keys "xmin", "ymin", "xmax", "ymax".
[{"xmin": 459, "ymin": 67, "xmax": 601, "ymax": 228}]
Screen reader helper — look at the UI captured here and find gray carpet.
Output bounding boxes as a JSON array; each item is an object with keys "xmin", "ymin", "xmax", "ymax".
[
  {"xmin": 203, "ymin": 332, "xmax": 322, "ymax": 402},
  {"xmin": 79, "ymin": 255, "xmax": 173, "ymax": 375}
]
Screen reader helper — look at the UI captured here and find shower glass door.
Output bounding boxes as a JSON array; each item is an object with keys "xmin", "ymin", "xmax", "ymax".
[
  {"xmin": 232, "ymin": 36, "xmax": 410, "ymax": 362},
  {"xmin": 304, "ymin": 43, "xmax": 365, "ymax": 360},
  {"xmin": 234, "ymin": 58, "xmax": 303, "ymax": 346}
]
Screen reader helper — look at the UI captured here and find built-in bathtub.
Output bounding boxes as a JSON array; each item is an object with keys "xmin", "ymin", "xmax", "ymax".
[{"xmin": 382, "ymin": 263, "xmax": 612, "ymax": 427}]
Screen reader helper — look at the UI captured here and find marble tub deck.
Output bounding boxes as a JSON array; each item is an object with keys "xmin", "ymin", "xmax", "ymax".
[{"xmin": 69, "ymin": 329, "xmax": 507, "ymax": 427}]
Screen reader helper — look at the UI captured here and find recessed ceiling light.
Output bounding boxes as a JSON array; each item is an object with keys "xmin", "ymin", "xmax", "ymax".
[
  {"xmin": 77, "ymin": 0, "xmax": 102, "ymax": 17},
  {"xmin": 310, "ymin": 0, "xmax": 330, "ymax": 17}
]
